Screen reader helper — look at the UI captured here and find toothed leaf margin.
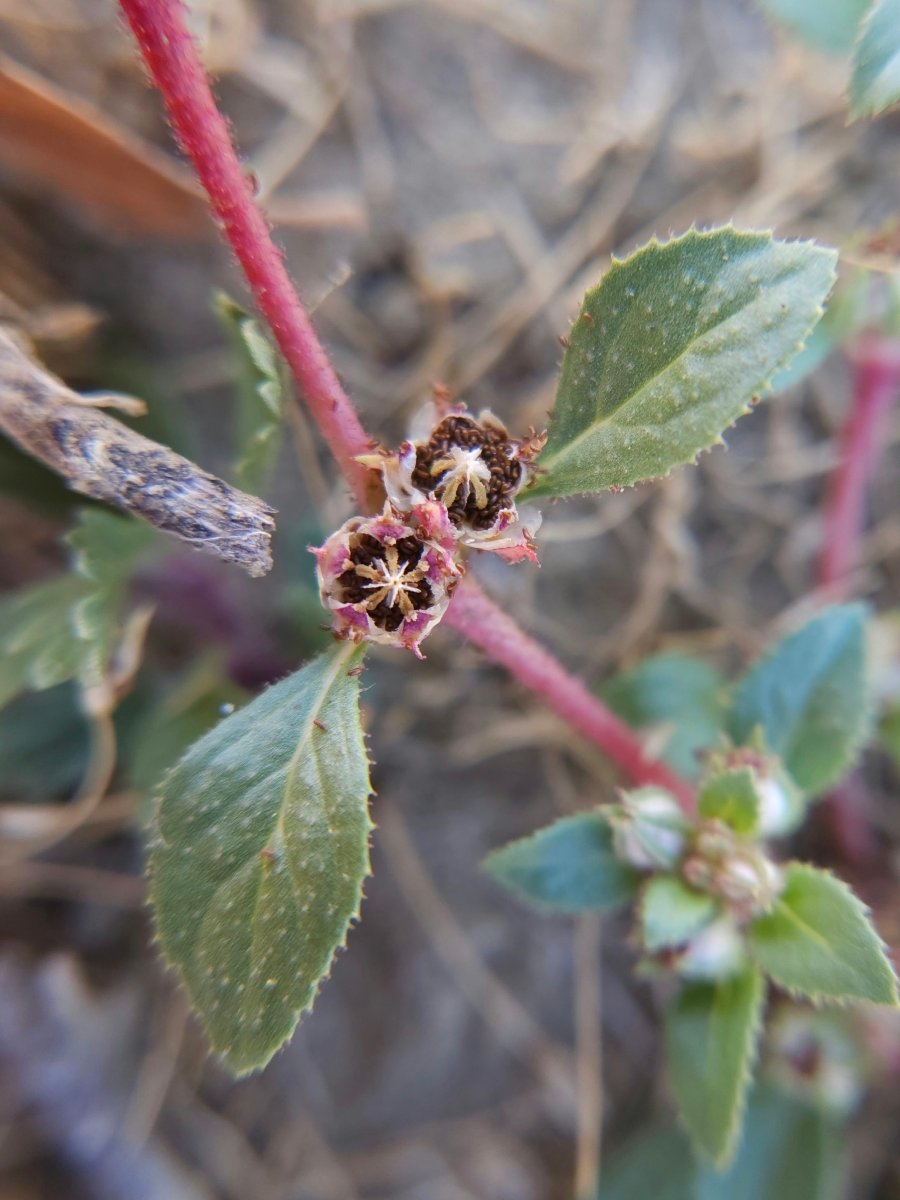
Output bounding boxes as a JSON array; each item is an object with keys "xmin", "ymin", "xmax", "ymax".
[{"xmin": 149, "ymin": 645, "xmax": 373, "ymax": 1075}]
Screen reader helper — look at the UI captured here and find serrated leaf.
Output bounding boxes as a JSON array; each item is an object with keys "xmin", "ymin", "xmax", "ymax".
[
  {"xmin": 150, "ymin": 644, "xmax": 372, "ymax": 1075},
  {"xmin": 727, "ymin": 605, "xmax": 869, "ymax": 796},
  {"xmin": 67, "ymin": 509, "xmax": 157, "ymax": 687},
  {"xmin": 598, "ymin": 653, "xmax": 727, "ymax": 779},
  {"xmin": 748, "ymin": 863, "xmax": 898, "ymax": 1005},
  {"xmin": 483, "ymin": 811, "xmax": 640, "ymax": 914},
  {"xmin": 698, "ymin": 768, "xmax": 761, "ymax": 835},
  {"xmin": 850, "ymin": 0, "xmax": 900, "ymax": 117},
  {"xmin": 216, "ymin": 292, "xmax": 285, "ymax": 493},
  {"xmin": 665, "ymin": 964, "xmax": 765, "ymax": 1165},
  {"xmin": 641, "ymin": 876, "xmax": 718, "ymax": 951},
  {"xmin": 770, "ymin": 272, "xmax": 870, "ymax": 392},
  {"xmin": 528, "ymin": 228, "xmax": 837, "ymax": 499},
  {"xmin": 758, "ymin": 0, "xmax": 869, "ymax": 53}
]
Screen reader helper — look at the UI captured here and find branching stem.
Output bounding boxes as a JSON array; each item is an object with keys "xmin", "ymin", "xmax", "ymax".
[{"xmin": 118, "ymin": 0, "xmax": 693, "ymax": 803}]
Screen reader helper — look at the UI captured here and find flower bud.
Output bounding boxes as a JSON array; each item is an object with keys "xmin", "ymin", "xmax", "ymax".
[
  {"xmin": 312, "ymin": 507, "xmax": 462, "ymax": 657},
  {"xmin": 715, "ymin": 851, "xmax": 783, "ymax": 920},
  {"xmin": 677, "ymin": 916, "xmax": 747, "ymax": 981},
  {"xmin": 683, "ymin": 818, "xmax": 784, "ymax": 921},
  {"xmin": 707, "ymin": 746, "xmax": 803, "ymax": 837},
  {"xmin": 754, "ymin": 770, "xmax": 802, "ymax": 838},
  {"xmin": 609, "ymin": 789, "xmax": 689, "ymax": 871}
]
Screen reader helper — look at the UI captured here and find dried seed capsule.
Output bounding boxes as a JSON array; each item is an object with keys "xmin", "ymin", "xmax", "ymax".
[
  {"xmin": 360, "ymin": 399, "xmax": 545, "ymax": 563},
  {"xmin": 311, "ymin": 507, "xmax": 462, "ymax": 657}
]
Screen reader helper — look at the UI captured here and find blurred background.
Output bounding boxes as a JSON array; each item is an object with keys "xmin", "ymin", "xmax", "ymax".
[{"xmin": 1, "ymin": 0, "xmax": 900, "ymax": 1197}]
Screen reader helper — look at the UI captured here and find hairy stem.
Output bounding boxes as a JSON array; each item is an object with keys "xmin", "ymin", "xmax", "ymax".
[
  {"xmin": 119, "ymin": 0, "xmax": 693, "ymax": 801},
  {"xmin": 118, "ymin": 0, "xmax": 375, "ymax": 507},
  {"xmin": 818, "ymin": 334, "xmax": 900, "ymax": 592}
]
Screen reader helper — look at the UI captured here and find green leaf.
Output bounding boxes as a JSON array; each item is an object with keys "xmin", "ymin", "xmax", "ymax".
[
  {"xmin": 598, "ymin": 653, "xmax": 727, "ymax": 779},
  {"xmin": 0, "ymin": 576, "xmax": 91, "ymax": 709},
  {"xmin": 758, "ymin": 0, "xmax": 870, "ymax": 53},
  {"xmin": 850, "ymin": 0, "xmax": 900, "ymax": 116},
  {"xmin": 748, "ymin": 863, "xmax": 898, "ymax": 1005},
  {"xmin": 602, "ymin": 1127, "xmax": 697, "ymax": 1200},
  {"xmin": 641, "ymin": 875, "xmax": 718, "ymax": 951},
  {"xmin": 483, "ymin": 811, "xmax": 640, "ymax": 914},
  {"xmin": 0, "ymin": 509, "xmax": 155, "ymax": 709},
  {"xmin": 216, "ymin": 292, "xmax": 285, "ymax": 493},
  {"xmin": 696, "ymin": 1087, "xmax": 844, "ymax": 1200},
  {"xmin": 69, "ymin": 513, "xmax": 157, "ymax": 687},
  {"xmin": 0, "ymin": 683, "xmax": 90, "ymax": 799},
  {"xmin": 602, "ymin": 1090, "xmax": 843, "ymax": 1200},
  {"xmin": 770, "ymin": 273, "xmax": 869, "ymax": 392},
  {"xmin": 727, "ymin": 604, "xmax": 870, "ymax": 796},
  {"xmin": 528, "ymin": 228, "xmax": 837, "ymax": 499},
  {"xmin": 150, "ymin": 644, "xmax": 373, "ymax": 1075},
  {"xmin": 698, "ymin": 768, "xmax": 761, "ymax": 835},
  {"xmin": 66, "ymin": 509, "xmax": 157, "ymax": 686},
  {"xmin": 664, "ymin": 964, "xmax": 765, "ymax": 1165}
]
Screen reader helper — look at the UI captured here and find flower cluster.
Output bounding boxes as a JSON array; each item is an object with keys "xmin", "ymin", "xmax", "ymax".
[
  {"xmin": 608, "ymin": 787, "xmax": 785, "ymax": 982},
  {"xmin": 312, "ymin": 396, "xmax": 544, "ymax": 654}
]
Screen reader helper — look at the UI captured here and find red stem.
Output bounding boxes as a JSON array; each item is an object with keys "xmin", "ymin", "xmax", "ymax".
[
  {"xmin": 118, "ymin": 0, "xmax": 692, "ymax": 802},
  {"xmin": 444, "ymin": 578, "xmax": 694, "ymax": 808},
  {"xmin": 817, "ymin": 334, "xmax": 900, "ymax": 594},
  {"xmin": 816, "ymin": 334, "xmax": 899, "ymax": 863},
  {"xmin": 118, "ymin": 0, "xmax": 374, "ymax": 507}
]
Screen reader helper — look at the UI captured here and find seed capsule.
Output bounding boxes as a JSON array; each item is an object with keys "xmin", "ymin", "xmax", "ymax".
[
  {"xmin": 359, "ymin": 399, "xmax": 545, "ymax": 563},
  {"xmin": 311, "ymin": 506, "xmax": 462, "ymax": 657}
]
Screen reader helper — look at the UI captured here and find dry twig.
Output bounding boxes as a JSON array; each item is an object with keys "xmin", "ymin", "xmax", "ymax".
[{"xmin": 0, "ymin": 325, "xmax": 275, "ymax": 576}]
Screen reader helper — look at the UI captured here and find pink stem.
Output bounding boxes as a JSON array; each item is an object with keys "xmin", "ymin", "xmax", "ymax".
[
  {"xmin": 445, "ymin": 577, "xmax": 695, "ymax": 808},
  {"xmin": 816, "ymin": 334, "xmax": 899, "ymax": 861},
  {"xmin": 118, "ymin": 0, "xmax": 693, "ymax": 802},
  {"xmin": 817, "ymin": 334, "xmax": 900, "ymax": 593},
  {"xmin": 118, "ymin": 0, "xmax": 374, "ymax": 507}
]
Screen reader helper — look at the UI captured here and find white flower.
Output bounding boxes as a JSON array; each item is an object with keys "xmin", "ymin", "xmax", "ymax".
[{"xmin": 311, "ymin": 506, "xmax": 462, "ymax": 658}]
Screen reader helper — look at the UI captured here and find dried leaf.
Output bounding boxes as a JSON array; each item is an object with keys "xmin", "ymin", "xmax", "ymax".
[{"xmin": 0, "ymin": 54, "xmax": 207, "ymax": 237}]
